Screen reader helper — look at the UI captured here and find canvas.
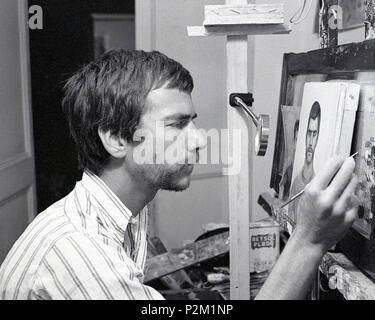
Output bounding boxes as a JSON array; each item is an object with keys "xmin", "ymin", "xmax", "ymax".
[
  {"xmin": 271, "ymin": 74, "xmax": 327, "ymax": 194},
  {"xmin": 288, "ymin": 82, "xmax": 360, "ymax": 224},
  {"xmin": 278, "ymin": 105, "xmax": 301, "ymax": 201},
  {"xmin": 339, "ymin": 0, "xmax": 365, "ymax": 30},
  {"xmin": 352, "ymin": 83, "xmax": 375, "ymax": 239}
]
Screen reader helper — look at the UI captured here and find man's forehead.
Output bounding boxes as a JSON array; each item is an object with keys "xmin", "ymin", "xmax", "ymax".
[
  {"xmin": 308, "ymin": 117, "xmax": 319, "ymax": 129},
  {"xmin": 143, "ymin": 88, "xmax": 196, "ymax": 119}
]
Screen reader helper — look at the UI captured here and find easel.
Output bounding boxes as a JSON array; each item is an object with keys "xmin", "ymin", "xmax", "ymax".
[{"xmin": 188, "ymin": 1, "xmax": 290, "ymax": 300}]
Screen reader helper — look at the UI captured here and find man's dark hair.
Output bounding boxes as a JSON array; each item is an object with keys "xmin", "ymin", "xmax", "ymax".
[
  {"xmin": 308, "ymin": 101, "xmax": 321, "ymax": 133},
  {"xmin": 62, "ymin": 49, "xmax": 194, "ymax": 175},
  {"xmin": 293, "ymin": 120, "xmax": 299, "ymax": 139}
]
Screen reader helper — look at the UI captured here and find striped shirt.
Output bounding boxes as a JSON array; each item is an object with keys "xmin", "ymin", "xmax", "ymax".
[{"xmin": 0, "ymin": 171, "xmax": 164, "ymax": 300}]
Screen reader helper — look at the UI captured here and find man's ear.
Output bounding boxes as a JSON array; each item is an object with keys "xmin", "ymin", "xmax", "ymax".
[{"xmin": 98, "ymin": 129, "xmax": 127, "ymax": 159}]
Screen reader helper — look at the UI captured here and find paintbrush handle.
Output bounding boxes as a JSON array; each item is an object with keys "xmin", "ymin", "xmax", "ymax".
[{"xmin": 280, "ymin": 189, "xmax": 305, "ymax": 208}]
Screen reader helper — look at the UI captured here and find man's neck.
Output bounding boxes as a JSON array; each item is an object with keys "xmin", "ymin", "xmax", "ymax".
[
  {"xmin": 302, "ymin": 161, "xmax": 315, "ymax": 184},
  {"xmin": 99, "ymin": 165, "xmax": 157, "ymax": 217}
]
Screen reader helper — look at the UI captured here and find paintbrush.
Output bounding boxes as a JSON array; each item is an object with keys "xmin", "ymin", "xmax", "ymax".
[{"xmin": 279, "ymin": 152, "xmax": 359, "ymax": 209}]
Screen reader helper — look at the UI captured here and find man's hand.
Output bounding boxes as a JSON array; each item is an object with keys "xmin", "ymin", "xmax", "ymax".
[
  {"xmin": 256, "ymin": 156, "xmax": 359, "ymax": 300},
  {"xmin": 294, "ymin": 156, "xmax": 359, "ymax": 253},
  {"xmin": 256, "ymin": 158, "xmax": 358, "ymax": 299}
]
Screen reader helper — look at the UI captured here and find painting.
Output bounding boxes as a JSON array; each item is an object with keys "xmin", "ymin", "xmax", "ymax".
[
  {"xmin": 288, "ymin": 82, "xmax": 360, "ymax": 223},
  {"xmin": 267, "ymin": 39, "xmax": 375, "ymax": 280},
  {"xmin": 338, "ymin": 0, "xmax": 365, "ymax": 30},
  {"xmin": 278, "ymin": 105, "xmax": 301, "ymax": 202},
  {"xmin": 352, "ymin": 83, "xmax": 375, "ymax": 239},
  {"xmin": 270, "ymin": 74, "xmax": 327, "ymax": 194}
]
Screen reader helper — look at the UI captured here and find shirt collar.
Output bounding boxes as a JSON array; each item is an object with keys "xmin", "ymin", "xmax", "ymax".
[{"xmin": 80, "ymin": 170, "xmax": 139, "ymax": 237}]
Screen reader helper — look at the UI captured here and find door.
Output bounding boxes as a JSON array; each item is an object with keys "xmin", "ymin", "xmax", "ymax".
[
  {"xmin": 0, "ymin": 0, "xmax": 37, "ymax": 263},
  {"xmin": 136, "ymin": 0, "xmax": 230, "ymax": 249}
]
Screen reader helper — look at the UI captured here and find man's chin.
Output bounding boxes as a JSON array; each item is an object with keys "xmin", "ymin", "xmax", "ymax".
[
  {"xmin": 160, "ymin": 175, "xmax": 192, "ymax": 192},
  {"xmin": 161, "ymin": 182, "xmax": 190, "ymax": 192}
]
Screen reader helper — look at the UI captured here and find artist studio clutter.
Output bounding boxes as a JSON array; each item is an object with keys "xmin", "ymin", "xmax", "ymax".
[{"xmin": 144, "ymin": 220, "xmax": 279, "ymax": 300}]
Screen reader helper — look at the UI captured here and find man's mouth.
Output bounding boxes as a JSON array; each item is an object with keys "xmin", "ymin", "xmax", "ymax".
[{"xmin": 185, "ymin": 153, "xmax": 199, "ymax": 165}]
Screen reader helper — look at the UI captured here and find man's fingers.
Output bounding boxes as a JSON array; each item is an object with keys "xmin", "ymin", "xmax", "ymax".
[
  {"xmin": 309, "ymin": 157, "xmax": 344, "ymax": 190},
  {"xmin": 325, "ymin": 157, "xmax": 356, "ymax": 200},
  {"xmin": 332, "ymin": 175, "xmax": 359, "ymax": 214},
  {"xmin": 344, "ymin": 206, "xmax": 359, "ymax": 226}
]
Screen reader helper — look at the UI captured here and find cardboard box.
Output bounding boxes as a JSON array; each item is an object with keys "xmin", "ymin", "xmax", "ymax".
[{"xmin": 250, "ymin": 219, "xmax": 280, "ymax": 273}]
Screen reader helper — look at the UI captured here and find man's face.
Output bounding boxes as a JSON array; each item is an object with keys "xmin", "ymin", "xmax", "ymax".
[
  {"xmin": 128, "ymin": 87, "xmax": 206, "ymax": 192},
  {"xmin": 305, "ymin": 117, "xmax": 319, "ymax": 164}
]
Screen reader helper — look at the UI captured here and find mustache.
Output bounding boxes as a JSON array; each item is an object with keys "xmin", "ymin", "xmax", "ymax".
[{"xmin": 185, "ymin": 150, "xmax": 200, "ymax": 164}]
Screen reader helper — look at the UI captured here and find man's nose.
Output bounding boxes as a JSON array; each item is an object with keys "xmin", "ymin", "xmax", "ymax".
[
  {"xmin": 308, "ymin": 135, "xmax": 312, "ymax": 145},
  {"xmin": 187, "ymin": 127, "xmax": 207, "ymax": 151}
]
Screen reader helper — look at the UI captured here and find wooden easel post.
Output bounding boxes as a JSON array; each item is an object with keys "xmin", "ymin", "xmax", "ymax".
[
  {"xmin": 226, "ymin": 0, "xmax": 251, "ymax": 300},
  {"xmin": 188, "ymin": 2, "xmax": 291, "ymax": 300}
]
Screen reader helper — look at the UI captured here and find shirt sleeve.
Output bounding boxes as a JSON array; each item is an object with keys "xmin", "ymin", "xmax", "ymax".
[{"xmin": 32, "ymin": 234, "xmax": 165, "ymax": 300}]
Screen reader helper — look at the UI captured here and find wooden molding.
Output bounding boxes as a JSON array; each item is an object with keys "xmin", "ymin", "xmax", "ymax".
[
  {"xmin": 18, "ymin": 0, "xmax": 37, "ymax": 219},
  {"xmin": 204, "ymin": 4, "xmax": 284, "ymax": 26}
]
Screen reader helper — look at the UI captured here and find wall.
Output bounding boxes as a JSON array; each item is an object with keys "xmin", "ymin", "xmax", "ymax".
[{"xmin": 251, "ymin": 0, "xmax": 366, "ymax": 221}]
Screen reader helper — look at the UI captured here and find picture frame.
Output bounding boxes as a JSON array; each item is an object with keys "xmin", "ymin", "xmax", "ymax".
[{"xmin": 270, "ymin": 38, "xmax": 375, "ymax": 280}]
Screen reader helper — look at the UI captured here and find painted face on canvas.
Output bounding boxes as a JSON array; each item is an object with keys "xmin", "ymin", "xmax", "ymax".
[{"xmin": 305, "ymin": 117, "xmax": 319, "ymax": 164}]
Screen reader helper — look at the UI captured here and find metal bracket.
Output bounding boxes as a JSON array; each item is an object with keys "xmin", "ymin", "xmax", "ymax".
[{"xmin": 229, "ymin": 93, "xmax": 269, "ymax": 156}]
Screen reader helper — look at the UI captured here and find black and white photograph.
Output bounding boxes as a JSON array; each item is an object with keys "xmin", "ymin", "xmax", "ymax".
[{"xmin": 3, "ymin": 0, "xmax": 375, "ymax": 305}]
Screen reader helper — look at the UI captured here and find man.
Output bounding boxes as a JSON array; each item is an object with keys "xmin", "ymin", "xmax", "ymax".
[
  {"xmin": 0, "ymin": 50, "xmax": 358, "ymax": 300},
  {"xmin": 289, "ymin": 102, "xmax": 321, "ymax": 222}
]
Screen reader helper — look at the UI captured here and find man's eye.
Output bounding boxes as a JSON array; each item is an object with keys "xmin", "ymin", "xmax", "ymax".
[{"xmin": 170, "ymin": 120, "xmax": 189, "ymax": 128}]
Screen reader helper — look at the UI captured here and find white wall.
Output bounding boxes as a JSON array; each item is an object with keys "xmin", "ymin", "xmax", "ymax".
[{"xmin": 251, "ymin": 0, "xmax": 366, "ymax": 221}]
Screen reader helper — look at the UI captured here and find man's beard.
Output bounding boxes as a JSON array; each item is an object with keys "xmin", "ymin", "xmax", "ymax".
[
  {"xmin": 135, "ymin": 163, "xmax": 194, "ymax": 192},
  {"xmin": 306, "ymin": 147, "xmax": 314, "ymax": 164}
]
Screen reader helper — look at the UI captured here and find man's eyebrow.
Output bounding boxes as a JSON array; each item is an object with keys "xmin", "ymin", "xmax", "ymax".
[{"xmin": 163, "ymin": 113, "xmax": 198, "ymax": 121}]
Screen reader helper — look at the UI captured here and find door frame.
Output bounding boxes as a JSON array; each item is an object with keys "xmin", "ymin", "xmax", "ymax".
[{"xmin": 0, "ymin": 0, "xmax": 37, "ymax": 221}]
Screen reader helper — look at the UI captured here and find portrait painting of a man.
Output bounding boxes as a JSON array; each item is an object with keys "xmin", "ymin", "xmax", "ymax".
[
  {"xmin": 289, "ymin": 102, "xmax": 321, "ymax": 222},
  {"xmin": 287, "ymin": 81, "xmax": 360, "ymax": 227}
]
